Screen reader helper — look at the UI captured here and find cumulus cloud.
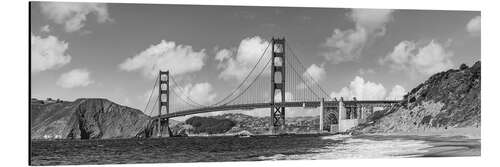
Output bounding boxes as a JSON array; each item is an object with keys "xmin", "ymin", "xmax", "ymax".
[
  {"xmin": 322, "ymin": 9, "xmax": 394, "ymax": 64},
  {"xmin": 216, "ymin": 36, "xmax": 271, "ymax": 81},
  {"xmin": 330, "ymin": 76, "xmax": 387, "ymax": 100},
  {"xmin": 40, "ymin": 25, "xmax": 50, "ymax": 33},
  {"xmin": 31, "ymin": 34, "xmax": 71, "ymax": 73},
  {"xmin": 214, "ymin": 49, "xmax": 233, "ymax": 62},
  {"xmin": 380, "ymin": 40, "xmax": 454, "ymax": 76},
  {"xmin": 298, "ymin": 64, "xmax": 326, "ymax": 89},
  {"xmin": 466, "ymin": 16, "xmax": 481, "ymax": 36},
  {"xmin": 176, "ymin": 82, "xmax": 217, "ymax": 105},
  {"xmin": 329, "ymin": 76, "xmax": 407, "ymax": 100},
  {"xmin": 304, "ymin": 64, "xmax": 326, "ymax": 82},
  {"xmin": 386, "ymin": 85, "xmax": 406, "ymax": 100},
  {"xmin": 40, "ymin": 2, "xmax": 111, "ymax": 32},
  {"xmin": 56, "ymin": 69, "xmax": 94, "ymax": 88},
  {"xmin": 119, "ymin": 40, "xmax": 206, "ymax": 78}
]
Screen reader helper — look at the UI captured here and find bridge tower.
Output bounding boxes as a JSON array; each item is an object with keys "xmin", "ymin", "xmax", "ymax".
[
  {"xmin": 158, "ymin": 70, "xmax": 169, "ymax": 137},
  {"xmin": 270, "ymin": 37, "xmax": 286, "ymax": 133}
]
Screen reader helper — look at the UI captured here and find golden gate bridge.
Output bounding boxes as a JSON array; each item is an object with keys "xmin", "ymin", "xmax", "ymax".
[{"xmin": 141, "ymin": 37, "xmax": 402, "ymax": 137}]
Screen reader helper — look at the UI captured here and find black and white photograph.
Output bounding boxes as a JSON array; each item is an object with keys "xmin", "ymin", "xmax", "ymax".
[{"xmin": 20, "ymin": 0, "xmax": 490, "ymax": 166}]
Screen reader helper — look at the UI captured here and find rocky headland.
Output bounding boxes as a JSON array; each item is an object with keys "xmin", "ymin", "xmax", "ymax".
[
  {"xmin": 352, "ymin": 61, "xmax": 481, "ymax": 138},
  {"xmin": 30, "ymin": 98, "xmax": 152, "ymax": 139}
]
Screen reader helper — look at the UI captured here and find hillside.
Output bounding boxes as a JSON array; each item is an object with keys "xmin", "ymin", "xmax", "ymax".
[
  {"xmin": 185, "ymin": 116, "xmax": 236, "ymax": 134},
  {"xmin": 30, "ymin": 98, "xmax": 151, "ymax": 139},
  {"xmin": 354, "ymin": 61, "xmax": 481, "ymax": 134},
  {"xmin": 210, "ymin": 113, "xmax": 320, "ymax": 134}
]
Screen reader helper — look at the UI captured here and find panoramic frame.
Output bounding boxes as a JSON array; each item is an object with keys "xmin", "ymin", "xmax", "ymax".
[{"xmin": 29, "ymin": 1, "xmax": 481, "ymax": 165}]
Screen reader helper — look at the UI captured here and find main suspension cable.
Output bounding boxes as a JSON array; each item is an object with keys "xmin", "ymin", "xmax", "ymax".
[
  {"xmin": 286, "ymin": 43, "xmax": 331, "ymax": 99},
  {"xmin": 222, "ymin": 55, "xmax": 272, "ymax": 106},
  {"xmin": 143, "ymin": 74, "xmax": 159, "ymax": 115},
  {"xmin": 169, "ymin": 75, "xmax": 208, "ymax": 107},
  {"xmin": 211, "ymin": 42, "xmax": 271, "ymax": 106},
  {"xmin": 284, "ymin": 52, "xmax": 323, "ymax": 100}
]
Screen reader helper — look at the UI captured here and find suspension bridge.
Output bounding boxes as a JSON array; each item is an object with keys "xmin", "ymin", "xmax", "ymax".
[{"xmin": 142, "ymin": 37, "xmax": 402, "ymax": 137}]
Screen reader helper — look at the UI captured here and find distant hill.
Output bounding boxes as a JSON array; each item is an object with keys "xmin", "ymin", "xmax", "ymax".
[
  {"xmin": 354, "ymin": 61, "xmax": 481, "ymax": 133},
  {"xmin": 184, "ymin": 116, "xmax": 236, "ymax": 134},
  {"xmin": 30, "ymin": 98, "xmax": 152, "ymax": 139},
  {"xmin": 209, "ymin": 113, "xmax": 320, "ymax": 134}
]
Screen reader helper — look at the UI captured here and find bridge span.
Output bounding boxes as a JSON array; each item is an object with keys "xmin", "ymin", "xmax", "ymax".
[
  {"xmin": 151, "ymin": 100, "xmax": 402, "ymax": 119},
  {"xmin": 143, "ymin": 37, "xmax": 405, "ymax": 137}
]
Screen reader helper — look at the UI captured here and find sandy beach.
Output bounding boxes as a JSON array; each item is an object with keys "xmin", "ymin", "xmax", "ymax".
[{"xmin": 358, "ymin": 127, "xmax": 481, "ymax": 157}]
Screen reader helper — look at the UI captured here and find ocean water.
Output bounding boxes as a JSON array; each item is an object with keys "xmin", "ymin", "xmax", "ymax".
[{"xmin": 30, "ymin": 134, "xmax": 479, "ymax": 165}]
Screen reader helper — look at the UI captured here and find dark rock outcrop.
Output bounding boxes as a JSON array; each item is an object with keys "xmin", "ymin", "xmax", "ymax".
[
  {"xmin": 354, "ymin": 61, "xmax": 481, "ymax": 133},
  {"xmin": 31, "ymin": 98, "xmax": 151, "ymax": 139},
  {"xmin": 170, "ymin": 124, "xmax": 194, "ymax": 136},
  {"xmin": 185, "ymin": 116, "xmax": 236, "ymax": 134}
]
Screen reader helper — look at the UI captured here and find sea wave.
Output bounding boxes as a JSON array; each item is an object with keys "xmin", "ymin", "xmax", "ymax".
[{"xmin": 258, "ymin": 135, "xmax": 430, "ymax": 160}]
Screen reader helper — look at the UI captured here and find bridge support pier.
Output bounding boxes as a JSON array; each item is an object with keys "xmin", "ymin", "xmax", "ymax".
[
  {"xmin": 319, "ymin": 98, "xmax": 324, "ymax": 132},
  {"xmin": 158, "ymin": 71, "xmax": 170, "ymax": 138},
  {"xmin": 338, "ymin": 97, "xmax": 359, "ymax": 132},
  {"xmin": 338, "ymin": 98, "xmax": 345, "ymax": 132},
  {"xmin": 270, "ymin": 37, "xmax": 286, "ymax": 134}
]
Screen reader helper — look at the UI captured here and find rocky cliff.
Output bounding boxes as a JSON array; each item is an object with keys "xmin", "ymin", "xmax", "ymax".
[
  {"xmin": 354, "ymin": 61, "xmax": 481, "ymax": 133},
  {"xmin": 31, "ymin": 98, "xmax": 152, "ymax": 139}
]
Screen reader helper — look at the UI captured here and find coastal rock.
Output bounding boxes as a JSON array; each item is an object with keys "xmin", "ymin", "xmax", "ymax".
[
  {"xmin": 355, "ymin": 61, "xmax": 481, "ymax": 133},
  {"xmin": 31, "ymin": 98, "xmax": 151, "ymax": 139},
  {"xmin": 170, "ymin": 123, "xmax": 194, "ymax": 137}
]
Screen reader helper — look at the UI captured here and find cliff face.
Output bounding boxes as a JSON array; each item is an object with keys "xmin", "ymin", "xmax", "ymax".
[
  {"xmin": 31, "ymin": 98, "xmax": 151, "ymax": 139},
  {"xmin": 356, "ymin": 61, "xmax": 481, "ymax": 133}
]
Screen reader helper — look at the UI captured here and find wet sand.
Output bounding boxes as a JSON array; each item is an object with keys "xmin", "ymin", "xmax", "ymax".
[{"xmin": 356, "ymin": 127, "xmax": 481, "ymax": 157}]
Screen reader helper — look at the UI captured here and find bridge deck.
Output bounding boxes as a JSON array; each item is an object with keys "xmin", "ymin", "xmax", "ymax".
[{"xmin": 151, "ymin": 100, "xmax": 402, "ymax": 119}]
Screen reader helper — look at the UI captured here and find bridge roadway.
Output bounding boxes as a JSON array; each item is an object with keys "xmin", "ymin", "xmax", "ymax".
[{"xmin": 151, "ymin": 100, "xmax": 403, "ymax": 119}]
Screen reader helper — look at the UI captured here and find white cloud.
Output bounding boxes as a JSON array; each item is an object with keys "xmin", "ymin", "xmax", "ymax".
[
  {"xmin": 304, "ymin": 64, "xmax": 326, "ymax": 82},
  {"xmin": 330, "ymin": 76, "xmax": 406, "ymax": 101},
  {"xmin": 215, "ymin": 49, "xmax": 233, "ymax": 62},
  {"xmin": 322, "ymin": 9, "xmax": 394, "ymax": 63},
  {"xmin": 31, "ymin": 34, "xmax": 71, "ymax": 73},
  {"xmin": 56, "ymin": 69, "xmax": 94, "ymax": 88},
  {"xmin": 40, "ymin": 25, "xmax": 50, "ymax": 33},
  {"xmin": 381, "ymin": 40, "xmax": 454, "ymax": 76},
  {"xmin": 177, "ymin": 82, "xmax": 217, "ymax": 105},
  {"xmin": 40, "ymin": 2, "xmax": 111, "ymax": 32},
  {"xmin": 119, "ymin": 40, "xmax": 206, "ymax": 78},
  {"xmin": 298, "ymin": 64, "xmax": 326, "ymax": 89},
  {"xmin": 216, "ymin": 36, "xmax": 271, "ymax": 81},
  {"xmin": 322, "ymin": 27, "xmax": 368, "ymax": 63},
  {"xmin": 466, "ymin": 16, "xmax": 481, "ymax": 36},
  {"xmin": 330, "ymin": 76, "xmax": 387, "ymax": 100},
  {"xmin": 386, "ymin": 85, "xmax": 406, "ymax": 100}
]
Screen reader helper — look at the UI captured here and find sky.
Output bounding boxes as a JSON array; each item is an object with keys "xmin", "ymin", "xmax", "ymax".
[{"xmin": 30, "ymin": 2, "xmax": 480, "ymax": 118}]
